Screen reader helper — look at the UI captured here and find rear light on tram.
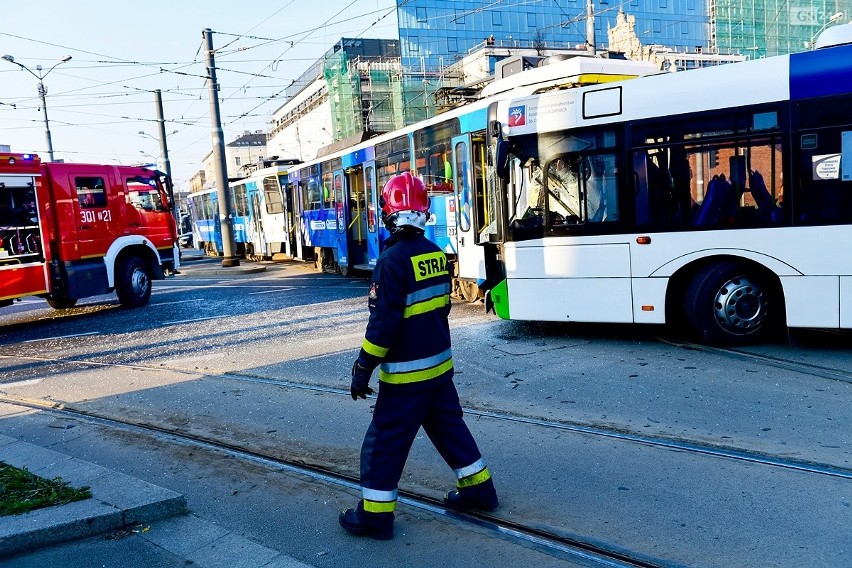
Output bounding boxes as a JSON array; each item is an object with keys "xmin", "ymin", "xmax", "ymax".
[{"xmin": 636, "ymin": 236, "xmax": 651, "ymax": 245}]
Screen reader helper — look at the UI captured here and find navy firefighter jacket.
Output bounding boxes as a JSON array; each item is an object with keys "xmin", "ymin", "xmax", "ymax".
[{"xmin": 357, "ymin": 229, "xmax": 453, "ymax": 387}]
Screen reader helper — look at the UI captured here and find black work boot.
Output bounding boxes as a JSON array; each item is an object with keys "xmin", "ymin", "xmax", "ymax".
[
  {"xmin": 339, "ymin": 501, "xmax": 394, "ymax": 540},
  {"xmin": 444, "ymin": 477, "xmax": 499, "ymax": 512}
]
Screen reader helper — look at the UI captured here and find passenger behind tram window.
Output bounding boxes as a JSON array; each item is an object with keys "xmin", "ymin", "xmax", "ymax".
[
  {"xmin": 670, "ymin": 151, "xmax": 696, "ymax": 226},
  {"xmin": 694, "ymin": 173, "xmax": 732, "ymax": 226},
  {"xmin": 748, "ymin": 169, "xmax": 780, "ymax": 222}
]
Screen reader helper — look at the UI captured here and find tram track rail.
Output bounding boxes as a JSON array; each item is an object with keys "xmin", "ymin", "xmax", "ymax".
[
  {"xmin": 2, "ymin": 352, "xmax": 851, "ymax": 482},
  {"xmin": 0, "ymin": 395, "xmax": 675, "ymax": 568},
  {"xmin": 659, "ymin": 337, "xmax": 852, "ymax": 385}
]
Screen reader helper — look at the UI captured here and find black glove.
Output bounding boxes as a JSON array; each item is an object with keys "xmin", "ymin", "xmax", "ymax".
[{"xmin": 350, "ymin": 360, "xmax": 374, "ymax": 400}]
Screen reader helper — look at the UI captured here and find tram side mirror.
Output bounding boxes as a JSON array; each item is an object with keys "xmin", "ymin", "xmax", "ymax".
[
  {"xmin": 495, "ymin": 139, "xmax": 510, "ymax": 180},
  {"xmin": 488, "ymin": 120, "xmax": 509, "ymax": 180}
]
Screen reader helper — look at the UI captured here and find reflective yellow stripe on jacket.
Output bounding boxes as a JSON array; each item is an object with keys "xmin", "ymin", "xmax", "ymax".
[
  {"xmin": 403, "ymin": 282, "xmax": 450, "ymax": 318},
  {"xmin": 361, "ymin": 338, "xmax": 389, "ymax": 358},
  {"xmin": 379, "ymin": 348, "xmax": 453, "ymax": 384}
]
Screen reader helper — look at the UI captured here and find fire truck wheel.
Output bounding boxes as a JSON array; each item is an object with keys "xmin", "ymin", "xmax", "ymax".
[
  {"xmin": 116, "ymin": 256, "xmax": 152, "ymax": 308},
  {"xmin": 46, "ymin": 296, "xmax": 78, "ymax": 310}
]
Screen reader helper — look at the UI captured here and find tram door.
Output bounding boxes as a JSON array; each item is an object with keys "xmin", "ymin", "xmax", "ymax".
[
  {"xmin": 452, "ymin": 133, "xmax": 487, "ymax": 286},
  {"xmin": 249, "ymin": 190, "xmax": 267, "ymax": 258},
  {"xmin": 332, "ymin": 169, "xmax": 350, "ymax": 273},
  {"xmin": 363, "ymin": 162, "xmax": 381, "ymax": 267},
  {"xmin": 281, "ymin": 176, "xmax": 298, "ymax": 259},
  {"xmin": 346, "ymin": 166, "xmax": 368, "ymax": 270},
  {"xmin": 289, "ymin": 171, "xmax": 305, "ymax": 261}
]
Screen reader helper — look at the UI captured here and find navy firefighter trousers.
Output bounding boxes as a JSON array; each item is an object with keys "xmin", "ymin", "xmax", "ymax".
[{"xmin": 360, "ymin": 375, "xmax": 486, "ymax": 508}]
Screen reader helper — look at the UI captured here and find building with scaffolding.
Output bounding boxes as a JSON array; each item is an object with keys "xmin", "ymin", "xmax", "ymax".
[
  {"xmin": 267, "ymin": 37, "xmax": 441, "ymax": 162},
  {"xmin": 711, "ymin": 0, "xmax": 850, "ymax": 57}
]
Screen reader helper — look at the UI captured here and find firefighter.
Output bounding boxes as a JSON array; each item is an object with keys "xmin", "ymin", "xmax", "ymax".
[{"xmin": 339, "ymin": 171, "xmax": 499, "ymax": 540}]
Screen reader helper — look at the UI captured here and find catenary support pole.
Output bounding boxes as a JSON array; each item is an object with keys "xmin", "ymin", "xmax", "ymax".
[
  {"xmin": 154, "ymin": 89, "xmax": 178, "ymax": 224},
  {"xmin": 203, "ymin": 28, "xmax": 239, "ymax": 267},
  {"xmin": 586, "ymin": 0, "xmax": 596, "ymax": 56}
]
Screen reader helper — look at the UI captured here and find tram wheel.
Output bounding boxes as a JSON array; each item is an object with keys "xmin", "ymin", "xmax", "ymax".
[{"xmin": 683, "ymin": 260, "xmax": 782, "ymax": 346}]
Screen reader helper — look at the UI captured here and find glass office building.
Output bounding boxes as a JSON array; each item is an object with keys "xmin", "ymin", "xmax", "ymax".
[{"xmin": 395, "ymin": 0, "xmax": 710, "ymax": 72}]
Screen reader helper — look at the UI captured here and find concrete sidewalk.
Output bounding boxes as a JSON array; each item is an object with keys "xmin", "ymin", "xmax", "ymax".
[
  {"xmin": 177, "ymin": 251, "xmax": 269, "ymax": 277},
  {"xmin": 0, "ymin": 435, "xmax": 312, "ymax": 567}
]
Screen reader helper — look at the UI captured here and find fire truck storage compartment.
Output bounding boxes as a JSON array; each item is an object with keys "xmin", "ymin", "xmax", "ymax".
[
  {"xmin": 61, "ymin": 259, "xmax": 110, "ymax": 299},
  {"xmin": 0, "ymin": 175, "xmax": 42, "ymax": 265}
]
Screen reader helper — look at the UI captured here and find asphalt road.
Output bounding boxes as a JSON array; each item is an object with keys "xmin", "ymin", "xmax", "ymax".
[{"xmin": 1, "ymin": 255, "xmax": 850, "ymax": 567}]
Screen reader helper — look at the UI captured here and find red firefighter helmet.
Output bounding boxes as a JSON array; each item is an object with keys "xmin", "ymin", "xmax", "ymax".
[{"xmin": 380, "ymin": 172, "xmax": 429, "ymax": 230}]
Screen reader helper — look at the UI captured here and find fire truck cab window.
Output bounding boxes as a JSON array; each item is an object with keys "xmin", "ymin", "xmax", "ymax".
[
  {"xmin": 75, "ymin": 177, "xmax": 107, "ymax": 209},
  {"xmin": 127, "ymin": 178, "xmax": 163, "ymax": 211}
]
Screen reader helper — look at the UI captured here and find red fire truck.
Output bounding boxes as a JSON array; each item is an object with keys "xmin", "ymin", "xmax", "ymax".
[{"xmin": 0, "ymin": 153, "xmax": 179, "ymax": 310}]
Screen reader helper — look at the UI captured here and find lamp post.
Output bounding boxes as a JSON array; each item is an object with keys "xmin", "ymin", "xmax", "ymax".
[
  {"xmin": 806, "ymin": 12, "xmax": 844, "ymax": 49},
  {"xmin": 139, "ymin": 131, "xmax": 165, "ymax": 170},
  {"xmin": 139, "ymin": 127, "xmax": 179, "ymax": 222},
  {"xmin": 1, "ymin": 54, "xmax": 72, "ymax": 162},
  {"xmin": 138, "ymin": 149, "xmax": 157, "ymax": 167}
]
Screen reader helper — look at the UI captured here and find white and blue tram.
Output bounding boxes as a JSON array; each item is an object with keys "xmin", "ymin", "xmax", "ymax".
[
  {"xmin": 186, "ymin": 160, "xmax": 300, "ymax": 259},
  {"xmin": 484, "ymin": 25, "xmax": 852, "ymax": 345}
]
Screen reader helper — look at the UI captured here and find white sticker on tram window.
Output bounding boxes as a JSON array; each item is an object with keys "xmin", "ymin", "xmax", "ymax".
[
  {"xmin": 310, "ymin": 220, "xmax": 326, "ymax": 230},
  {"xmin": 842, "ymin": 131, "xmax": 852, "ymax": 181},
  {"xmin": 812, "ymin": 154, "xmax": 841, "ymax": 181}
]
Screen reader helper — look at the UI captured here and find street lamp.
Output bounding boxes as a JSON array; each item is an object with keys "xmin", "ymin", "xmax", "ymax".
[
  {"xmin": 138, "ymin": 131, "xmax": 162, "ymax": 168},
  {"xmin": 806, "ymin": 12, "xmax": 844, "ymax": 49},
  {"xmin": 1, "ymin": 54, "xmax": 72, "ymax": 161},
  {"xmin": 138, "ymin": 129, "xmax": 177, "ymax": 170}
]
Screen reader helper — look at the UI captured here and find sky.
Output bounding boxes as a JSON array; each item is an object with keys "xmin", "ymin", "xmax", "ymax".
[{"xmin": 0, "ymin": 0, "xmax": 397, "ymax": 191}]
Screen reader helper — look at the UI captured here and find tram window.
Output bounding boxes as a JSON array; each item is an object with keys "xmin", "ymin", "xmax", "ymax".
[
  {"xmin": 634, "ymin": 140, "xmax": 784, "ymax": 229},
  {"xmin": 455, "ymin": 140, "xmax": 472, "ymax": 232},
  {"xmin": 415, "ymin": 120, "xmax": 459, "ymax": 191},
  {"xmin": 263, "ymin": 176, "xmax": 284, "ymax": 214},
  {"xmin": 322, "ymin": 170, "xmax": 333, "ymax": 208},
  {"xmin": 509, "ymin": 159, "xmax": 547, "ymax": 231},
  {"xmin": 544, "ymin": 157, "xmax": 583, "ymax": 226},
  {"xmin": 365, "ymin": 166, "xmax": 377, "ymax": 233},
  {"xmin": 334, "ymin": 173, "xmax": 345, "ymax": 234},
  {"xmin": 191, "ymin": 196, "xmax": 204, "ymax": 220},
  {"xmin": 233, "ymin": 185, "xmax": 249, "ymax": 216},
  {"xmin": 586, "ymin": 154, "xmax": 619, "ymax": 223},
  {"xmin": 202, "ymin": 194, "xmax": 214, "ymax": 220},
  {"xmin": 798, "ymin": 98, "xmax": 852, "ymax": 129},
  {"xmin": 376, "ymin": 135, "xmax": 411, "ymax": 190},
  {"xmin": 795, "ymin": 128, "xmax": 852, "ymax": 225},
  {"xmin": 305, "ymin": 178, "xmax": 322, "ymax": 210}
]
